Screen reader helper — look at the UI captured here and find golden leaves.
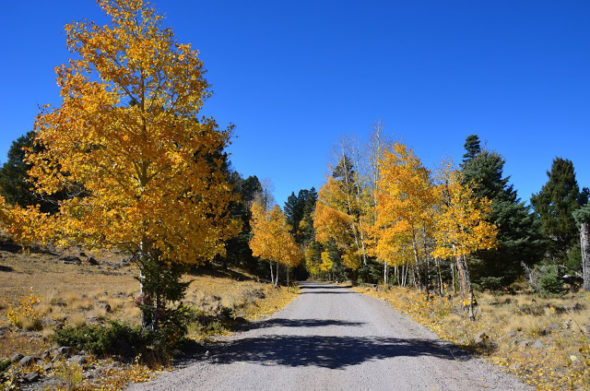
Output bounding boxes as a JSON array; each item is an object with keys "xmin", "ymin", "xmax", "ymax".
[
  {"xmin": 249, "ymin": 202, "xmax": 302, "ymax": 268},
  {"xmin": 24, "ymin": 0, "xmax": 239, "ymax": 264},
  {"xmin": 432, "ymin": 165, "xmax": 498, "ymax": 260},
  {"xmin": 374, "ymin": 142, "xmax": 436, "ymax": 267}
]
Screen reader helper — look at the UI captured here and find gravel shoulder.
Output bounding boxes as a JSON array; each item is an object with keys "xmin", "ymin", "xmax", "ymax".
[{"xmin": 128, "ymin": 282, "xmax": 530, "ymax": 391}]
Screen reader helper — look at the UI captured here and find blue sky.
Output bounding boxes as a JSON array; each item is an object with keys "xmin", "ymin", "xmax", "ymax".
[{"xmin": 1, "ymin": 1, "xmax": 589, "ymax": 207}]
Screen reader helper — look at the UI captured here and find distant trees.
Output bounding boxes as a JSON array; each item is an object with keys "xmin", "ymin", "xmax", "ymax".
[
  {"xmin": 249, "ymin": 202, "xmax": 302, "ymax": 286},
  {"xmin": 224, "ymin": 172, "xmax": 263, "ymax": 271}
]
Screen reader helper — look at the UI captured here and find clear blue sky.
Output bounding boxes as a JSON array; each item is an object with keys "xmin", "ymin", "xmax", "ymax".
[{"xmin": 1, "ymin": 1, "xmax": 589, "ymax": 207}]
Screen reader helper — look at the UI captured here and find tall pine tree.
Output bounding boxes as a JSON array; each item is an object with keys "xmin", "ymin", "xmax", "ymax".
[
  {"xmin": 531, "ymin": 158, "xmax": 586, "ymax": 266},
  {"xmin": 461, "ymin": 135, "xmax": 543, "ymax": 285}
]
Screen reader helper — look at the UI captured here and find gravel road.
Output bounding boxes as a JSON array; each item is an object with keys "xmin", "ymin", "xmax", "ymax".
[{"xmin": 128, "ymin": 282, "xmax": 529, "ymax": 391}]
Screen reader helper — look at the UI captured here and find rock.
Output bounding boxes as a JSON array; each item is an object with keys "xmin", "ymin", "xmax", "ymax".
[
  {"xmin": 42, "ymin": 364, "xmax": 52, "ymax": 372},
  {"xmin": 79, "ymin": 251, "xmax": 87, "ymax": 257},
  {"xmin": 19, "ymin": 356, "xmax": 36, "ymax": 367},
  {"xmin": 68, "ymin": 355, "xmax": 88, "ymax": 366},
  {"xmin": 10, "ymin": 353, "xmax": 24, "ymax": 363},
  {"xmin": 519, "ymin": 340, "xmax": 530, "ymax": 348},
  {"xmin": 505, "ymin": 330, "xmax": 517, "ymax": 338},
  {"xmin": 547, "ymin": 323, "xmax": 560, "ymax": 331},
  {"xmin": 101, "ymin": 303, "xmax": 112, "ymax": 313},
  {"xmin": 23, "ymin": 371, "xmax": 40, "ymax": 382},
  {"xmin": 40, "ymin": 350, "xmax": 51, "ymax": 360},
  {"xmin": 59, "ymin": 255, "xmax": 81, "ymax": 265},
  {"xmin": 87, "ymin": 256, "xmax": 99, "ymax": 265},
  {"xmin": 57, "ymin": 346, "xmax": 72, "ymax": 355},
  {"xmin": 531, "ymin": 339, "xmax": 545, "ymax": 348}
]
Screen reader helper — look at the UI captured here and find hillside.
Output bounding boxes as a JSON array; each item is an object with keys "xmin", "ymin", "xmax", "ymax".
[{"xmin": 0, "ymin": 234, "xmax": 297, "ymax": 390}]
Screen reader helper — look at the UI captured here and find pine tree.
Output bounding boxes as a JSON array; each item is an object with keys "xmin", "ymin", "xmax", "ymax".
[
  {"xmin": 531, "ymin": 158, "xmax": 584, "ymax": 265},
  {"xmin": 461, "ymin": 139, "xmax": 543, "ymax": 284},
  {"xmin": 461, "ymin": 134, "xmax": 481, "ymax": 165},
  {"xmin": 0, "ymin": 132, "xmax": 69, "ymax": 213}
]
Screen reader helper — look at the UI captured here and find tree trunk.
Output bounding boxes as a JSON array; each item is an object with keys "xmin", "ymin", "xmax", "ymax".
[
  {"xmin": 581, "ymin": 222, "xmax": 590, "ymax": 291},
  {"xmin": 276, "ymin": 262, "xmax": 280, "ymax": 286},
  {"xmin": 269, "ymin": 261, "xmax": 275, "ymax": 286},
  {"xmin": 139, "ymin": 239, "xmax": 151, "ymax": 330},
  {"xmin": 450, "ymin": 262, "xmax": 456, "ymax": 294},
  {"xmin": 383, "ymin": 262, "xmax": 388, "ymax": 286},
  {"xmin": 436, "ymin": 258, "xmax": 443, "ymax": 296},
  {"xmin": 139, "ymin": 267, "xmax": 149, "ymax": 330},
  {"xmin": 287, "ymin": 266, "xmax": 291, "ymax": 286},
  {"xmin": 455, "ymin": 255, "xmax": 475, "ymax": 321}
]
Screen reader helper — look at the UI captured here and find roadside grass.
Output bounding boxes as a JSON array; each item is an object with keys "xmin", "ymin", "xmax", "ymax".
[
  {"xmin": 0, "ymin": 236, "xmax": 299, "ymax": 390},
  {"xmin": 354, "ymin": 285, "xmax": 590, "ymax": 390}
]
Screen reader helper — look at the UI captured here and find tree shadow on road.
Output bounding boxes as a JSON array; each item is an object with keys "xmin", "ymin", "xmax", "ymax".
[
  {"xmin": 299, "ymin": 291, "xmax": 354, "ymax": 295},
  {"xmin": 204, "ymin": 335, "xmax": 470, "ymax": 369},
  {"xmin": 241, "ymin": 318, "xmax": 365, "ymax": 331}
]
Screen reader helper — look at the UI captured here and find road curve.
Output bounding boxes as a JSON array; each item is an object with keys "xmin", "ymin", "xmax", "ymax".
[{"xmin": 128, "ymin": 282, "xmax": 529, "ymax": 391}]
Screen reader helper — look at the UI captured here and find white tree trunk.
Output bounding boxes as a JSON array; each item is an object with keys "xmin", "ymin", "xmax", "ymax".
[{"xmin": 581, "ymin": 222, "xmax": 590, "ymax": 291}]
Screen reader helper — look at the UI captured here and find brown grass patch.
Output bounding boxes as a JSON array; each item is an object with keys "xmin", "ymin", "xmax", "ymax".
[{"xmin": 355, "ymin": 286, "xmax": 590, "ymax": 390}]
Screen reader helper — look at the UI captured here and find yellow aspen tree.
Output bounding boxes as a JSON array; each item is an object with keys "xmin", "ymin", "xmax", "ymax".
[
  {"xmin": 304, "ymin": 245, "xmax": 321, "ymax": 277},
  {"xmin": 249, "ymin": 202, "xmax": 301, "ymax": 286},
  {"xmin": 432, "ymin": 164, "xmax": 498, "ymax": 320},
  {"xmin": 0, "ymin": 195, "xmax": 10, "ymax": 227},
  {"xmin": 26, "ymin": 0, "xmax": 239, "ymax": 330},
  {"xmin": 320, "ymin": 251, "xmax": 334, "ymax": 275},
  {"xmin": 375, "ymin": 143, "xmax": 437, "ymax": 292},
  {"xmin": 314, "ymin": 176, "xmax": 363, "ymax": 275}
]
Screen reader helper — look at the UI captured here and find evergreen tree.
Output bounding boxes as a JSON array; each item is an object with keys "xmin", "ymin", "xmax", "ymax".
[
  {"xmin": 531, "ymin": 158, "xmax": 584, "ymax": 265},
  {"xmin": 462, "ymin": 134, "xmax": 481, "ymax": 166},
  {"xmin": 0, "ymin": 131, "xmax": 69, "ymax": 213},
  {"xmin": 224, "ymin": 172, "xmax": 263, "ymax": 271},
  {"xmin": 284, "ymin": 188, "xmax": 318, "ymax": 244},
  {"xmin": 461, "ymin": 136, "xmax": 543, "ymax": 284}
]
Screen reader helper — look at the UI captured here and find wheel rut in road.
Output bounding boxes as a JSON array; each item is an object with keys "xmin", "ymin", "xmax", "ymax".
[{"xmin": 128, "ymin": 281, "xmax": 530, "ymax": 391}]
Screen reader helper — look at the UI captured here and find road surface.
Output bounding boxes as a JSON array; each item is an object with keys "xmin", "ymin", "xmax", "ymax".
[{"xmin": 128, "ymin": 282, "xmax": 529, "ymax": 391}]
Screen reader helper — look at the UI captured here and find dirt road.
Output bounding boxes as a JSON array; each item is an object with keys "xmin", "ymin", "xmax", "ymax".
[{"xmin": 128, "ymin": 282, "xmax": 529, "ymax": 391}]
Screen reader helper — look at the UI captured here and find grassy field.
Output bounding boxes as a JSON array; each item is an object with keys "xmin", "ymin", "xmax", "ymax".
[
  {"xmin": 0, "ymin": 235, "xmax": 298, "ymax": 390},
  {"xmin": 355, "ymin": 285, "xmax": 590, "ymax": 390}
]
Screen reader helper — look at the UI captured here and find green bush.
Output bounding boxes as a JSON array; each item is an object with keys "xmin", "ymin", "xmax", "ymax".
[
  {"xmin": 53, "ymin": 321, "xmax": 143, "ymax": 357},
  {"xmin": 0, "ymin": 358, "xmax": 11, "ymax": 379},
  {"xmin": 479, "ymin": 276, "xmax": 505, "ymax": 292},
  {"xmin": 539, "ymin": 267, "xmax": 564, "ymax": 296}
]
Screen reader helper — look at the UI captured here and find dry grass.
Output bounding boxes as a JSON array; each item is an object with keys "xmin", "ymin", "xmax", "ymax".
[
  {"xmin": 0, "ymin": 235, "xmax": 298, "ymax": 390},
  {"xmin": 355, "ymin": 285, "xmax": 590, "ymax": 390}
]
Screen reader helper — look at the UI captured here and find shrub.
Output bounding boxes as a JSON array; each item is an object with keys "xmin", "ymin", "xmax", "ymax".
[
  {"xmin": 53, "ymin": 321, "xmax": 143, "ymax": 357},
  {"xmin": 539, "ymin": 266, "xmax": 564, "ymax": 296},
  {"xmin": 479, "ymin": 276, "xmax": 504, "ymax": 292}
]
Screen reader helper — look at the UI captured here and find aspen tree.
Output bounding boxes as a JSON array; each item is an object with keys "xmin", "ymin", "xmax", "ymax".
[
  {"xmin": 26, "ymin": 0, "xmax": 239, "ymax": 330},
  {"xmin": 433, "ymin": 164, "xmax": 497, "ymax": 320}
]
